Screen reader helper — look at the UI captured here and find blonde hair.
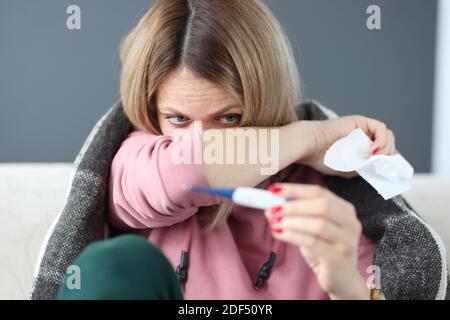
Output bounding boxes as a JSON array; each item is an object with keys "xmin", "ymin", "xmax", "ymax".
[{"xmin": 120, "ymin": 0, "xmax": 301, "ymax": 231}]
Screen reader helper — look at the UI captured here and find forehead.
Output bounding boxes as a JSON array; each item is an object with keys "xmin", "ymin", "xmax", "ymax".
[{"xmin": 156, "ymin": 66, "xmax": 241, "ymax": 113}]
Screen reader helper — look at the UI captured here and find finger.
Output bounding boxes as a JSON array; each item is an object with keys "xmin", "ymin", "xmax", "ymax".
[
  {"xmin": 378, "ymin": 129, "xmax": 395, "ymax": 155},
  {"xmin": 352, "ymin": 116, "xmax": 388, "ymax": 156},
  {"xmin": 272, "ymin": 230, "xmax": 323, "ymax": 269},
  {"xmin": 271, "ymin": 198, "xmax": 351, "ymax": 226},
  {"xmin": 272, "ymin": 229, "xmax": 334, "ymax": 261},
  {"xmin": 374, "ymin": 129, "xmax": 396, "ymax": 156},
  {"xmin": 387, "ymin": 130, "xmax": 396, "ymax": 154},
  {"xmin": 271, "ymin": 215, "xmax": 353, "ymax": 245},
  {"xmin": 267, "ymin": 183, "xmax": 327, "ymax": 200},
  {"xmin": 368, "ymin": 122, "xmax": 388, "ymax": 156},
  {"xmin": 352, "ymin": 116, "xmax": 384, "ymax": 141},
  {"xmin": 267, "ymin": 193, "xmax": 360, "ymax": 229}
]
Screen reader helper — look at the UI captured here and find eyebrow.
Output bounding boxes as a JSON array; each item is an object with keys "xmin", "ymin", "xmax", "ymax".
[{"xmin": 159, "ymin": 104, "xmax": 242, "ymax": 118}]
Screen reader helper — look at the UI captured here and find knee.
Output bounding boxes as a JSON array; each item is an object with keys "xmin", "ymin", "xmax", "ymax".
[
  {"xmin": 56, "ymin": 235, "xmax": 182, "ymax": 299},
  {"xmin": 84, "ymin": 235, "xmax": 167, "ymax": 265}
]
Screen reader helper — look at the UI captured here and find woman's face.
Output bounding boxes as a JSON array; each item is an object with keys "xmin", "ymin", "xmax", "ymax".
[{"xmin": 155, "ymin": 66, "xmax": 243, "ymax": 135}]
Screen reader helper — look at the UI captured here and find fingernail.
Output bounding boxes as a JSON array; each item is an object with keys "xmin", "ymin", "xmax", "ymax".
[
  {"xmin": 269, "ymin": 215, "xmax": 282, "ymax": 225},
  {"xmin": 268, "ymin": 184, "xmax": 282, "ymax": 193},
  {"xmin": 272, "ymin": 228, "xmax": 283, "ymax": 234},
  {"xmin": 270, "ymin": 206, "xmax": 282, "ymax": 220},
  {"xmin": 370, "ymin": 147, "xmax": 379, "ymax": 156},
  {"xmin": 270, "ymin": 205, "xmax": 282, "ymax": 214}
]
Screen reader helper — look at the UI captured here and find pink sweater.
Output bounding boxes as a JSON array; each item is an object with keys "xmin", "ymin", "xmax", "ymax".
[{"xmin": 108, "ymin": 130, "xmax": 375, "ymax": 299}]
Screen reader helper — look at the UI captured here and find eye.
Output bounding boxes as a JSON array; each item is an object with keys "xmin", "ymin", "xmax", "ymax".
[
  {"xmin": 216, "ymin": 114, "xmax": 242, "ymax": 125},
  {"xmin": 165, "ymin": 115, "xmax": 189, "ymax": 125}
]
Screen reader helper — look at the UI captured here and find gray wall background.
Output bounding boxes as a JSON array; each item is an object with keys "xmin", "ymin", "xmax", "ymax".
[{"xmin": 0, "ymin": 0, "xmax": 437, "ymax": 172}]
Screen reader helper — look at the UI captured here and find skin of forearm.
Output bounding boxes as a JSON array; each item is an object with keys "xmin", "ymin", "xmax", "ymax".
[{"xmin": 203, "ymin": 121, "xmax": 313, "ymax": 188}]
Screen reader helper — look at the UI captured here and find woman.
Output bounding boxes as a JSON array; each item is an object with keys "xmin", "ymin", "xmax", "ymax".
[{"xmin": 32, "ymin": 0, "xmax": 448, "ymax": 300}]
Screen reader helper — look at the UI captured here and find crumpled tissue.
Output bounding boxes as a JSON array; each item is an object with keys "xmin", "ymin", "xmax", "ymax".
[{"xmin": 324, "ymin": 128, "xmax": 414, "ymax": 200}]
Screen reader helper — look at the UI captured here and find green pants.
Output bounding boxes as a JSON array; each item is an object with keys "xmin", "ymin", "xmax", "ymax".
[{"xmin": 56, "ymin": 235, "xmax": 184, "ymax": 300}]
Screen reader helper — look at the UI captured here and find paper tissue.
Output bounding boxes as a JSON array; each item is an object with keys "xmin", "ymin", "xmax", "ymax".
[{"xmin": 324, "ymin": 128, "xmax": 414, "ymax": 200}]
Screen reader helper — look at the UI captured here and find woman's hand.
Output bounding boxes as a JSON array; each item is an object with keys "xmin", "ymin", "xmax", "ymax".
[
  {"xmin": 299, "ymin": 115, "xmax": 397, "ymax": 178},
  {"xmin": 265, "ymin": 183, "xmax": 370, "ymax": 300}
]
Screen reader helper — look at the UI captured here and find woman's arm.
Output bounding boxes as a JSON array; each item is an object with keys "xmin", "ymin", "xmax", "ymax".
[
  {"xmin": 203, "ymin": 115, "xmax": 396, "ymax": 187},
  {"xmin": 203, "ymin": 121, "xmax": 312, "ymax": 187},
  {"xmin": 108, "ymin": 131, "xmax": 223, "ymax": 229},
  {"xmin": 108, "ymin": 123, "xmax": 310, "ymax": 229},
  {"xmin": 109, "ymin": 116, "xmax": 395, "ymax": 229}
]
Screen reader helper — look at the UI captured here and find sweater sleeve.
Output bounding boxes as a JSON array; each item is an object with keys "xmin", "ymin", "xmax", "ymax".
[{"xmin": 108, "ymin": 130, "xmax": 222, "ymax": 229}]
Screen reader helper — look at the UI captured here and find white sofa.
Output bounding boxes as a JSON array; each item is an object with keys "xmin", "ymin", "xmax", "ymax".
[{"xmin": 0, "ymin": 163, "xmax": 449, "ymax": 300}]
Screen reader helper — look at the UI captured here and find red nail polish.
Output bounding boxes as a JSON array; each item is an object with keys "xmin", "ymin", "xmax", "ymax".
[
  {"xmin": 371, "ymin": 147, "xmax": 379, "ymax": 156},
  {"xmin": 270, "ymin": 206, "xmax": 282, "ymax": 214},
  {"xmin": 272, "ymin": 228, "xmax": 283, "ymax": 234},
  {"xmin": 269, "ymin": 215, "xmax": 282, "ymax": 225},
  {"xmin": 268, "ymin": 184, "xmax": 282, "ymax": 193}
]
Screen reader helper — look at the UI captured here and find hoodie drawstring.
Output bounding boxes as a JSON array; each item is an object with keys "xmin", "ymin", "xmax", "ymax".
[
  {"xmin": 253, "ymin": 239, "xmax": 281, "ymax": 290},
  {"xmin": 175, "ymin": 218, "xmax": 194, "ymax": 287},
  {"xmin": 176, "ymin": 218, "xmax": 281, "ymax": 291}
]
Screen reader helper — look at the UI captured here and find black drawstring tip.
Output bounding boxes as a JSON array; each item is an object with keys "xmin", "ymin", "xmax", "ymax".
[
  {"xmin": 175, "ymin": 251, "xmax": 189, "ymax": 284},
  {"xmin": 254, "ymin": 251, "xmax": 277, "ymax": 290}
]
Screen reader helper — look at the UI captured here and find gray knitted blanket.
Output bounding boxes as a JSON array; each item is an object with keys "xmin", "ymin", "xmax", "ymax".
[{"xmin": 29, "ymin": 101, "xmax": 449, "ymax": 300}]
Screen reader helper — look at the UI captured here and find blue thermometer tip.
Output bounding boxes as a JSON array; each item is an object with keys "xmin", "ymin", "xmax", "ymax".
[{"xmin": 187, "ymin": 185, "xmax": 235, "ymax": 200}]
